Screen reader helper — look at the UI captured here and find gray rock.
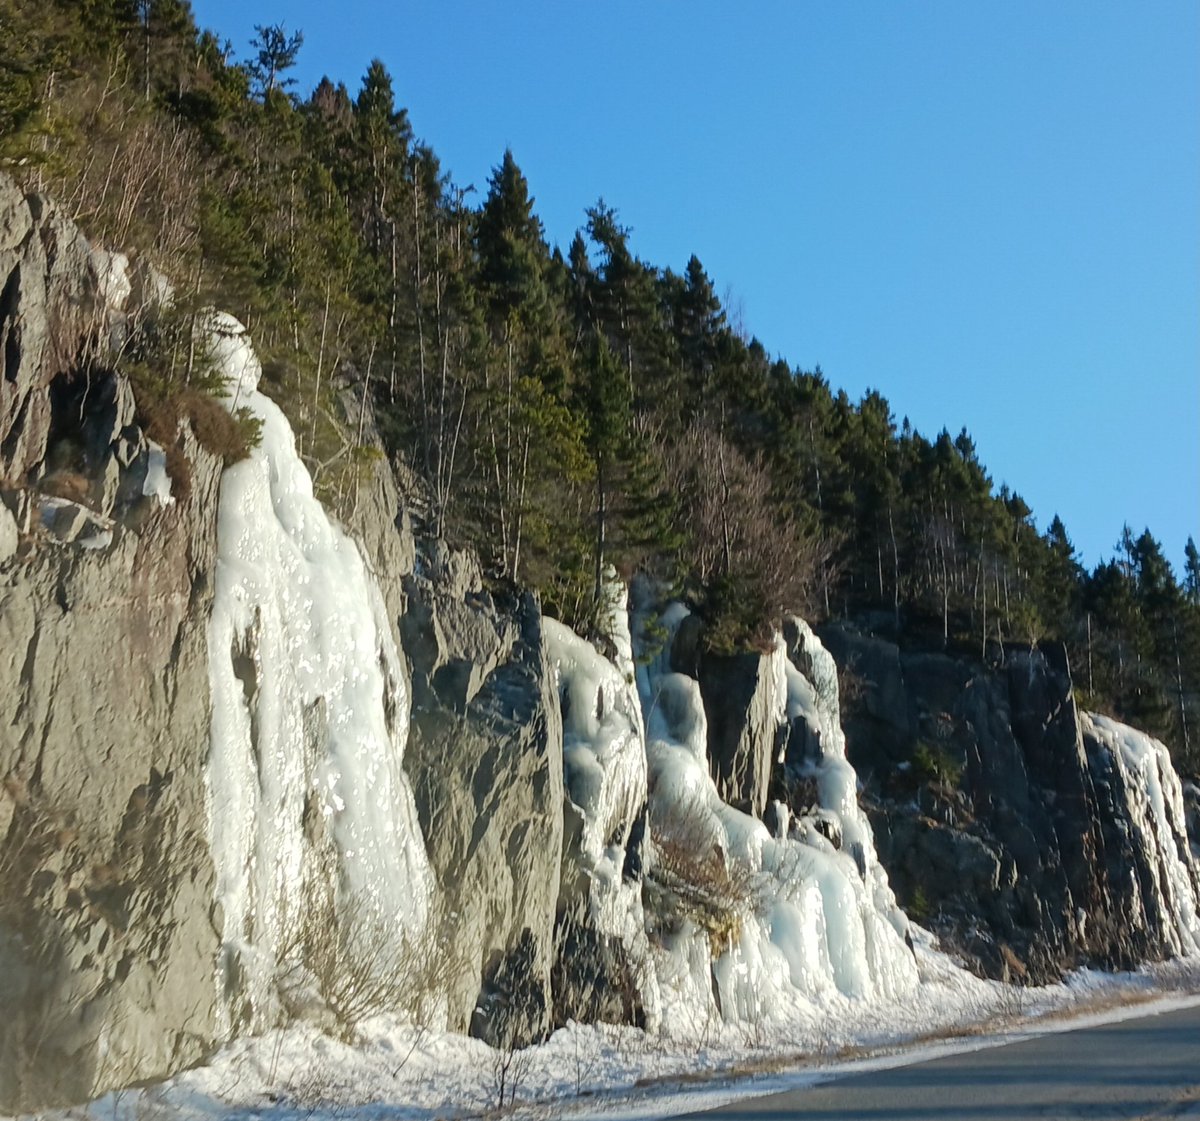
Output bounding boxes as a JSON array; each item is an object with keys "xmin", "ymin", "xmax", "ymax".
[
  {"xmin": 339, "ymin": 392, "xmax": 416, "ymax": 630},
  {"xmin": 830, "ymin": 622, "xmax": 1185, "ymax": 984},
  {"xmin": 0, "ymin": 177, "xmax": 32, "ymax": 253},
  {"xmin": 1185, "ymin": 783, "xmax": 1200, "ymax": 857},
  {"xmin": 817, "ymin": 623, "xmax": 911, "ymax": 764},
  {"xmin": 39, "ymin": 496, "xmax": 89, "ymax": 542},
  {"xmin": 1, "ymin": 181, "xmax": 99, "ymax": 483},
  {"xmin": 0, "ymin": 174, "xmax": 223, "ymax": 1111},
  {"xmin": 550, "ymin": 893, "xmax": 647, "ymax": 1031},
  {"xmin": 96, "ymin": 451, "xmax": 122, "ymax": 516},
  {"xmin": 401, "ymin": 569, "xmax": 563, "ymax": 1046},
  {"xmin": 695, "ymin": 648, "xmax": 786, "ymax": 817},
  {"xmin": 0, "ymin": 427, "xmax": 222, "ymax": 1111}
]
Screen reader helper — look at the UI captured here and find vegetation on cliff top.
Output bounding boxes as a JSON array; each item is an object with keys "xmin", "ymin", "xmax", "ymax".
[{"xmin": 1, "ymin": 0, "xmax": 1197, "ymax": 770}]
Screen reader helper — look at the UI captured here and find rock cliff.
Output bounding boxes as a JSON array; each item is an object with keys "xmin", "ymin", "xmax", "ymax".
[
  {"xmin": 399, "ymin": 543, "xmax": 564, "ymax": 1047},
  {"xmin": 2, "ymin": 168, "xmax": 1197, "ymax": 1114},
  {"xmin": 822, "ymin": 622, "xmax": 1200, "ymax": 981},
  {"xmin": 0, "ymin": 176, "xmax": 222, "ymax": 1107}
]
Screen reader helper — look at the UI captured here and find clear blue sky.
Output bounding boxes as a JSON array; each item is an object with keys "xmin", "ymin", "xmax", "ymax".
[{"xmin": 190, "ymin": 0, "xmax": 1199, "ymax": 574}]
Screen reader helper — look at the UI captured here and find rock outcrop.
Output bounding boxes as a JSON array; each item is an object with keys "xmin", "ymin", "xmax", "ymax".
[
  {"xmin": 400, "ymin": 543, "xmax": 564, "ymax": 1047},
  {"xmin": 1, "ymin": 166, "xmax": 1196, "ymax": 1113},
  {"xmin": 822, "ymin": 622, "xmax": 1199, "ymax": 981},
  {"xmin": 669, "ymin": 617, "xmax": 785, "ymax": 817},
  {"xmin": 0, "ymin": 175, "xmax": 223, "ymax": 1110}
]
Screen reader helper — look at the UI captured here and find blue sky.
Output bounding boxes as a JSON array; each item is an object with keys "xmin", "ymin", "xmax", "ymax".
[{"xmin": 190, "ymin": 0, "xmax": 1199, "ymax": 573}]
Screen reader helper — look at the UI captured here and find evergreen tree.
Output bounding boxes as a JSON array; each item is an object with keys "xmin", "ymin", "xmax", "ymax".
[
  {"xmin": 581, "ymin": 333, "xmax": 630, "ymax": 603},
  {"xmin": 1184, "ymin": 536, "xmax": 1200, "ymax": 606},
  {"xmin": 247, "ymin": 23, "xmax": 303, "ymax": 99},
  {"xmin": 1042, "ymin": 514, "xmax": 1083, "ymax": 638},
  {"xmin": 475, "ymin": 149, "xmax": 550, "ymax": 330},
  {"xmin": 674, "ymin": 253, "xmax": 724, "ymax": 401}
]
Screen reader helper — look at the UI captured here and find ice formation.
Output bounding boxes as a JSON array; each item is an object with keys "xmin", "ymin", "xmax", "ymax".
[
  {"xmin": 141, "ymin": 441, "xmax": 174, "ymax": 506},
  {"xmin": 548, "ymin": 589, "xmax": 918, "ymax": 1030},
  {"xmin": 193, "ymin": 313, "xmax": 1193, "ymax": 1044},
  {"xmin": 543, "ymin": 580, "xmax": 661, "ymax": 1026},
  {"xmin": 90, "ymin": 247, "xmax": 132, "ymax": 311},
  {"xmin": 1084, "ymin": 712, "xmax": 1200, "ymax": 956},
  {"xmin": 205, "ymin": 313, "xmax": 433, "ymax": 1030}
]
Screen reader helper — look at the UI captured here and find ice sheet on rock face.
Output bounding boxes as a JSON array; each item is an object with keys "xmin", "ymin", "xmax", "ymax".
[
  {"xmin": 545, "ymin": 613, "xmax": 647, "ymax": 867},
  {"xmin": 1084, "ymin": 712, "xmax": 1200, "ymax": 956},
  {"xmin": 782, "ymin": 618, "xmax": 910, "ymax": 945},
  {"xmin": 632, "ymin": 595, "xmax": 918, "ymax": 1026},
  {"xmin": 205, "ymin": 314, "xmax": 433, "ymax": 1031},
  {"xmin": 208, "ymin": 310, "xmax": 263, "ymax": 406},
  {"xmin": 543, "ymin": 609, "xmax": 661, "ymax": 1025}
]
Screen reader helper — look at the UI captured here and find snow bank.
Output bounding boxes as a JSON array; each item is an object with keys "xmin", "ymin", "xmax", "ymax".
[
  {"xmin": 1084, "ymin": 712, "xmax": 1200, "ymax": 956},
  {"xmin": 205, "ymin": 313, "xmax": 433, "ymax": 1031}
]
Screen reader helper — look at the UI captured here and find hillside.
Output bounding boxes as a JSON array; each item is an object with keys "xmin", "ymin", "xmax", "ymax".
[
  {"xmin": 1, "ymin": 2, "xmax": 1199, "ymax": 1114},
  {"xmin": 2, "ymin": 1, "xmax": 1196, "ymax": 772}
]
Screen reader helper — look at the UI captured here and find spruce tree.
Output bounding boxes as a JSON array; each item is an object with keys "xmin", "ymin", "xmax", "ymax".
[
  {"xmin": 247, "ymin": 23, "xmax": 303, "ymax": 99},
  {"xmin": 475, "ymin": 149, "xmax": 549, "ymax": 330},
  {"xmin": 1184, "ymin": 537, "xmax": 1200, "ymax": 605}
]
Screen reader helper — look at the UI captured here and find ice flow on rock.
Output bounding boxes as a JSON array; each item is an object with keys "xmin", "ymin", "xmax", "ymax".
[{"xmin": 205, "ymin": 313, "xmax": 433, "ymax": 1031}]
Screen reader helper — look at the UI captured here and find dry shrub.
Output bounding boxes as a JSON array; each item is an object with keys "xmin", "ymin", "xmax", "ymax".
[
  {"xmin": 22, "ymin": 56, "xmax": 204, "ymax": 277},
  {"xmin": 646, "ymin": 799, "xmax": 764, "ymax": 957},
  {"xmin": 145, "ymin": 389, "xmax": 254, "ymax": 467},
  {"xmin": 38, "ymin": 471, "xmax": 91, "ymax": 504},
  {"xmin": 139, "ymin": 388, "xmax": 260, "ymax": 503},
  {"xmin": 277, "ymin": 890, "xmax": 456, "ymax": 1040},
  {"xmin": 999, "ymin": 942, "xmax": 1028, "ymax": 984}
]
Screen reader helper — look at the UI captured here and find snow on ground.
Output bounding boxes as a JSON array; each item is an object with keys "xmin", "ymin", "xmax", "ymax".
[{"xmin": 23, "ymin": 952, "xmax": 1200, "ymax": 1121}]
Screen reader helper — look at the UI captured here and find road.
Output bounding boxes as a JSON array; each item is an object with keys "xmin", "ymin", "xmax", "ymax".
[{"xmin": 671, "ymin": 1002, "xmax": 1200, "ymax": 1120}]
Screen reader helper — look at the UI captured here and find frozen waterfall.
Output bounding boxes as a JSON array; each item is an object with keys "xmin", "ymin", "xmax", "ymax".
[
  {"xmin": 545, "ymin": 590, "xmax": 919, "ymax": 1031},
  {"xmin": 205, "ymin": 314, "xmax": 433, "ymax": 1030}
]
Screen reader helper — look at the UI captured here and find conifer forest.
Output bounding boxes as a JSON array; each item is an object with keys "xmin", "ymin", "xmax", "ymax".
[{"xmin": 2, "ymin": 0, "xmax": 1197, "ymax": 774}]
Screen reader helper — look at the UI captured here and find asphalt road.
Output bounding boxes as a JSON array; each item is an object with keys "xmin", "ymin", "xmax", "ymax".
[{"xmin": 671, "ymin": 1003, "xmax": 1200, "ymax": 1120}]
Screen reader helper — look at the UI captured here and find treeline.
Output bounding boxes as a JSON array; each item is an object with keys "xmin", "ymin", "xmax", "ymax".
[{"xmin": 2, "ymin": 1, "xmax": 1197, "ymax": 770}]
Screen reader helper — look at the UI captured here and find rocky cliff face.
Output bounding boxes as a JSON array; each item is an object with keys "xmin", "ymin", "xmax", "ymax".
[
  {"xmin": 399, "ymin": 543, "xmax": 564, "ymax": 1047},
  {"xmin": 822, "ymin": 623, "xmax": 1200, "ymax": 981},
  {"xmin": 0, "ymin": 176, "xmax": 223, "ymax": 1108},
  {"xmin": 2, "ymin": 168, "xmax": 1197, "ymax": 1114},
  {"xmin": 0, "ymin": 169, "xmax": 605, "ymax": 1105}
]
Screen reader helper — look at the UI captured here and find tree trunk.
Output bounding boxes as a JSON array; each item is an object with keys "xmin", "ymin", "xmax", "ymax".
[{"xmin": 594, "ymin": 457, "xmax": 607, "ymax": 604}]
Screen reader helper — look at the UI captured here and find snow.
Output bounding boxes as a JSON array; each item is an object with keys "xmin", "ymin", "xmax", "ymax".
[
  {"xmin": 205, "ymin": 314, "xmax": 434, "ymax": 1035},
  {"xmin": 141, "ymin": 440, "xmax": 174, "ymax": 506},
  {"xmin": 29, "ymin": 956, "xmax": 1200, "ymax": 1121}
]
